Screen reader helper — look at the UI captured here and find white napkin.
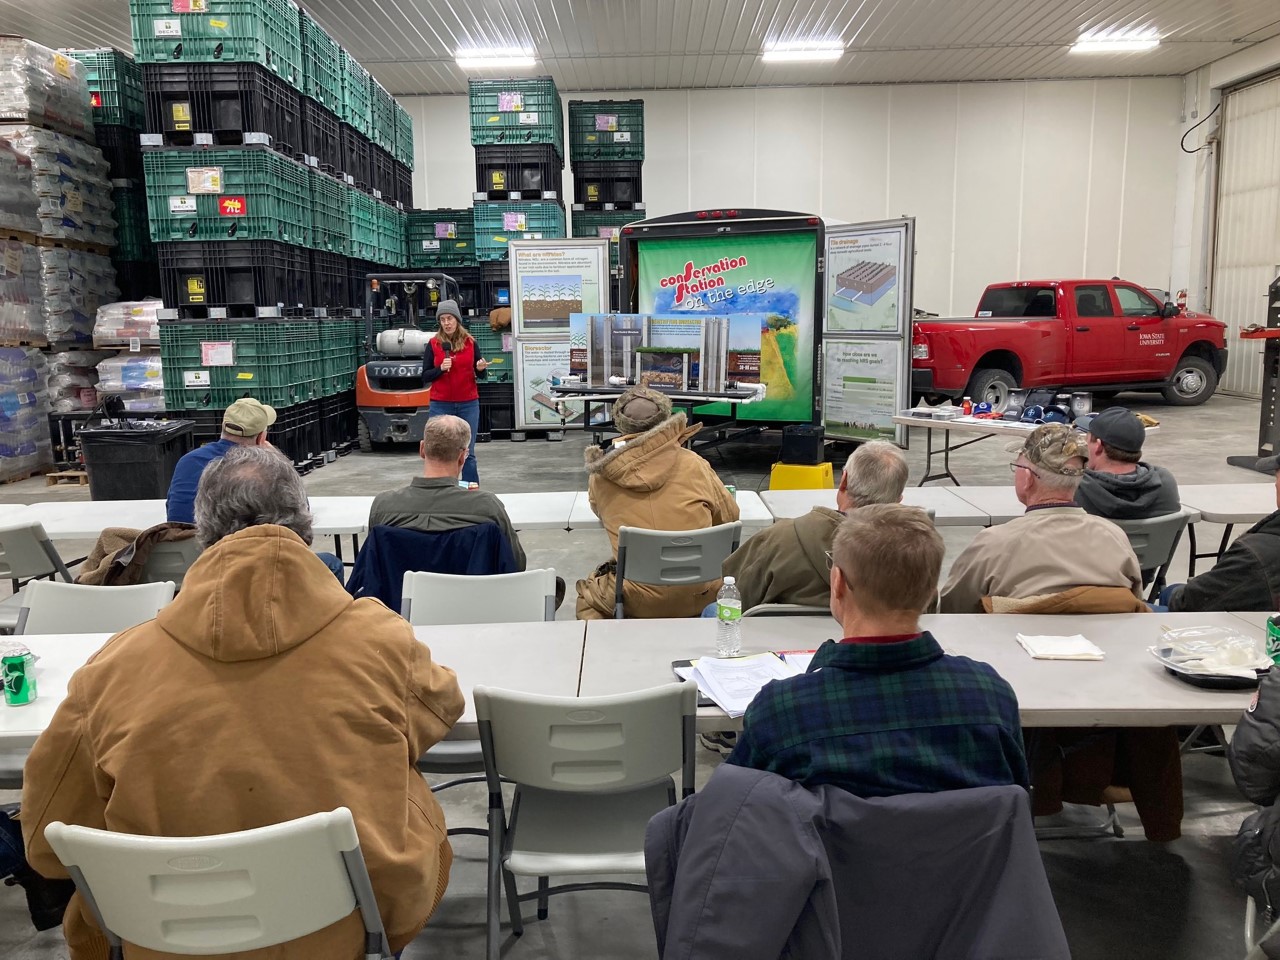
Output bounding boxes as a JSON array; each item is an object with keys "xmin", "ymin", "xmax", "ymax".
[{"xmin": 1016, "ymin": 633, "xmax": 1105, "ymax": 661}]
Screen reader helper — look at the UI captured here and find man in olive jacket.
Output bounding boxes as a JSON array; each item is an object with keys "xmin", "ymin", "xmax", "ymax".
[{"xmin": 722, "ymin": 441, "xmax": 908, "ymax": 611}]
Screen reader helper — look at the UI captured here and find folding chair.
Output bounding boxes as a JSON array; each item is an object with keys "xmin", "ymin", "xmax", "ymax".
[
  {"xmin": 43, "ymin": 808, "xmax": 392, "ymax": 960},
  {"xmin": 475, "ymin": 682, "xmax": 697, "ymax": 960},
  {"xmin": 401, "ymin": 569, "xmax": 557, "ymax": 624},
  {"xmin": 17, "ymin": 580, "xmax": 175, "ymax": 635},
  {"xmin": 1111, "ymin": 508, "xmax": 1194, "ymax": 603},
  {"xmin": 614, "ymin": 522, "xmax": 742, "ymax": 619},
  {"xmin": 742, "ymin": 603, "xmax": 831, "ymax": 617},
  {"xmin": 138, "ymin": 537, "xmax": 203, "ymax": 590},
  {"xmin": 0, "ymin": 521, "xmax": 74, "ymax": 632}
]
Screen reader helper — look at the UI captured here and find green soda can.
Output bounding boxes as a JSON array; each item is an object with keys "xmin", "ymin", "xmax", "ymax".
[
  {"xmin": 2, "ymin": 645, "xmax": 36, "ymax": 706},
  {"xmin": 1267, "ymin": 616, "xmax": 1280, "ymax": 666}
]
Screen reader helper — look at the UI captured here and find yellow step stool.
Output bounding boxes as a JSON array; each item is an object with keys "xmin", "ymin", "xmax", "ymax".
[{"xmin": 769, "ymin": 461, "xmax": 834, "ymax": 490}]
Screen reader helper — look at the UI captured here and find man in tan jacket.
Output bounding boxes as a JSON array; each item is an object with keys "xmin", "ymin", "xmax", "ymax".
[
  {"xmin": 577, "ymin": 386, "xmax": 740, "ymax": 619},
  {"xmin": 21, "ymin": 446, "xmax": 465, "ymax": 960},
  {"xmin": 722, "ymin": 440, "xmax": 908, "ymax": 612},
  {"xmin": 940, "ymin": 423, "xmax": 1142, "ymax": 613}
]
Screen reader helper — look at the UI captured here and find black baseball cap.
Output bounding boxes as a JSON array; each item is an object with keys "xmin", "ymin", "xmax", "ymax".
[{"xmin": 1074, "ymin": 407, "xmax": 1144, "ymax": 454}]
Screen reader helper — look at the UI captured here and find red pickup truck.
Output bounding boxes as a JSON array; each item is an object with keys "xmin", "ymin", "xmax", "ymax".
[{"xmin": 910, "ymin": 279, "xmax": 1228, "ymax": 407}]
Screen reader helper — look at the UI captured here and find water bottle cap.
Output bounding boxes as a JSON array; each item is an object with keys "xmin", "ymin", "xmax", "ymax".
[{"xmin": 723, "ymin": 577, "xmax": 735, "ymax": 584}]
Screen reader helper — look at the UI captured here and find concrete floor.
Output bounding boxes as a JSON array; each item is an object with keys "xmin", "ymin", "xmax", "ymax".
[{"xmin": 0, "ymin": 390, "xmax": 1270, "ymax": 958}]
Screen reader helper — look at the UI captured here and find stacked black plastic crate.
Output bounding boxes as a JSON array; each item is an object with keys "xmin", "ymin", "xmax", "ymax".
[{"xmin": 568, "ymin": 99, "xmax": 646, "ymax": 311}]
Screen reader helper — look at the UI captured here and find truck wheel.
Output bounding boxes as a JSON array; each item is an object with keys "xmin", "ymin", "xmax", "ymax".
[
  {"xmin": 1162, "ymin": 356, "xmax": 1217, "ymax": 406},
  {"xmin": 357, "ymin": 419, "xmax": 373, "ymax": 453},
  {"xmin": 966, "ymin": 369, "xmax": 1017, "ymax": 412}
]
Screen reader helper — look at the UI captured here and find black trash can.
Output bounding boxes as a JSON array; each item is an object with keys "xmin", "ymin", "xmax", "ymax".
[{"xmin": 78, "ymin": 420, "xmax": 195, "ymax": 501}]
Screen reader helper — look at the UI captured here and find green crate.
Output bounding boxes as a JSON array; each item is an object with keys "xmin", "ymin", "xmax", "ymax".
[
  {"xmin": 308, "ymin": 169, "xmax": 349, "ymax": 255},
  {"xmin": 341, "ymin": 50, "xmax": 372, "ymax": 137},
  {"xmin": 568, "ymin": 99, "xmax": 644, "ymax": 162},
  {"xmin": 145, "ymin": 148, "xmax": 310, "ymax": 246},
  {"xmin": 299, "ymin": 11, "xmax": 342, "ymax": 111},
  {"xmin": 393, "ymin": 101, "xmax": 414, "ymax": 170},
  {"xmin": 66, "ymin": 48, "xmax": 145, "ymax": 129},
  {"xmin": 111, "ymin": 185, "xmax": 155, "ymax": 261},
  {"xmin": 472, "ymin": 201, "xmax": 566, "ymax": 261},
  {"xmin": 407, "ymin": 208, "xmax": 473, "ymax": 268},
  {"xmin": 572, "ymin": 208, "xmax": 639, "ymax": 273},
  {"xmin": 467, "ymin": 323, "xmax": 514, "ymax": 383},
  {"xmin": 372, "ymin": 203, "xmax": 406, "ymax": 268},
  {"xmin": 347, "ymin": 189, "xmax": 378, "ymax": 261},
  {"xmin": 160, "ymin": 319, "xmax": 321, "ymax": 409},
  {"xmin": 129, "ymin": 0, "xmax": 303, "ymax": 88},
  {"xmin": 369, "ymin": 78, "xmax": 396, "ymax": 154},
  {"xmin": 468, "ymin": 77, "xmax": 563, "ymax": 158}
]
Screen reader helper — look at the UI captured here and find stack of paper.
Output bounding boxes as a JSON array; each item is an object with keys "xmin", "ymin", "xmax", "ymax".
[
  {"xmin": 688, "ymin": 653, "xmax": 799, "ymax": 718},
  {"xmin": 1015, "ymin": 633, "xmax": 1105, "ymax": 661}
]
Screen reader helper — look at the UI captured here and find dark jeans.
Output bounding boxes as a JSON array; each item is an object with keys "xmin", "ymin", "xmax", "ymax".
[
  {"xmin": 428, "ymin": 399, "xmax": 480, "ymax": 484},
  {"xmin": 317, "ymin": 551, "xmax": 345, "ymax": 583},
  {"xmin": 0, "ymin": 809, "xmax": 25, "ymax": 877},
  {"xmin": 1148, "ymin": 582, "xmax": 1184, "ymax": 613}
]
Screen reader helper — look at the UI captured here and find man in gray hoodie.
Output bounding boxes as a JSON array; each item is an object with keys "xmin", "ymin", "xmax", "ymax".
[{"xmin": 1074, "ymin": 406, "xmax": 1180, "ymax": 519}]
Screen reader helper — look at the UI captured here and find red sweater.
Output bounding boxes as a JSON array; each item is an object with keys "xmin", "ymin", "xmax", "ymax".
[{"xmin": 423, "ymin": 336, "xmax": 481, "ymax": 402}]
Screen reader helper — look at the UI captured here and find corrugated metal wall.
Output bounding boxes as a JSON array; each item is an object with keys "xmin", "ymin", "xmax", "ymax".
[{"xmin": 1213, "ymin": 75, "xmax": 1280, "ymax": 397}]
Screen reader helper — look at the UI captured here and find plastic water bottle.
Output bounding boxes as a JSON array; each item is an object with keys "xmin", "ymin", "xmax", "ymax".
[{"xmin": 716, "ymin": 577, "xmax": 743, "ymax": 657}]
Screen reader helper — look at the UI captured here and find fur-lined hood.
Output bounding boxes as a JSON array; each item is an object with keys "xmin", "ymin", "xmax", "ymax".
[{"xmin": 584, "ymin": 413, "xmax": 703, "ymax": 492}]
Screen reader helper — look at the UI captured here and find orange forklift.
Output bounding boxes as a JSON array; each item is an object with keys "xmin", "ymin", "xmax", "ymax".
[{"xmin": 355, "ymin": 272, "xmax": 461, "ymax": 451}]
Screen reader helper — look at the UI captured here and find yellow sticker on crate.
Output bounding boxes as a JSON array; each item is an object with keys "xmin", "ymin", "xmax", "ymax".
[
  {"xmin": 172, "ymin": 102, "xmax": 192, "ymax": 128},
  {"xmin": 236, "ymin": 372, "xmax": 254, "ymax": 380},
  {"xmin": 209, "ymin": 18, "xmax": 228, "ymax": 29},
  {"xmin": 52, "ymin": 54, "xmax": 72, "ymax": 79}
]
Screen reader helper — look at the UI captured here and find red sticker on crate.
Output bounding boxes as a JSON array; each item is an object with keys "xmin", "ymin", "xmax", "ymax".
[
  {"xmin": 218, "ymin": 196, "xmax": 247, "ymax": 217},
  {"xmin": 90, "ymin": 92, "xmax": 102, "ymax": 108}
]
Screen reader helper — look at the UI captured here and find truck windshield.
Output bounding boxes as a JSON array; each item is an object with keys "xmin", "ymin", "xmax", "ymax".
[{"xmin": 977, "ymin": 286, "xmax": 1056, "ymax": 318}]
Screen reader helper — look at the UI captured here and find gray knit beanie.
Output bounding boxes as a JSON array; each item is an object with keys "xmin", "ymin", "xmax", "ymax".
[{"xmin": 436, "ymin": 299, "xmax": 461, "ymax": 321}]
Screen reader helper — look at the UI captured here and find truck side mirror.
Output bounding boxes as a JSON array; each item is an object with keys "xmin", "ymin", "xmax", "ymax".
[{"xmin": 1161, "ymin": 301, "xmax": 1179, "ymax": 318}]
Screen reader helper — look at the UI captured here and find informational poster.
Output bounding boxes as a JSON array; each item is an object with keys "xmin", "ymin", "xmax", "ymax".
[
  {"xmin": 514, "ymin": 339, "xmax": 585, "ymax": 430},
  {"xmin": 509, "ymin": 239, "xmax": 609, "ymax": 336},
  {"xmin": 636, "ymin": 231, "xmax": 818, "ymax": 423},
  {"xmin": 822, "ymin": 339, "xmax": 905, "ymax": 441},
  {"xmin": 825, "ymin": 219, "xmax": 914, "ymax": 335}
]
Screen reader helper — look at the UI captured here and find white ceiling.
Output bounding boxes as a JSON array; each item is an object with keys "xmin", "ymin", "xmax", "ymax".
[{"xmin": 2, "ymin": 0, "xmax": 1278, "ymax": 95}]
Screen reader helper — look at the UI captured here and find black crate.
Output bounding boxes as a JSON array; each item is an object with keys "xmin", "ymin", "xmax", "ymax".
[
  {"xmin": 94, "ymin": 124, "xmax": 144, "ymax": 181},
  {"xmin": 339, "ymin": 123, "xmax": 370, "ymax": 190},
  {"xmin": 113, "ymin": 259, "xmax": 162, "ymax": 301},
  {"xmin": 368, "ymin": 145, "xmax": 396, "ymax": 203},
  {"xmin": 571, "ymin": 160, "xmax": 643, "ymax": 206},
  {"xmin": 142, "ymin": 62, "xmax": 304, "ymax": 156},
  {"xmin": 183, "ymin": 400, "xmax": 322, "ymax": 466},
  {"xmin": 477, "ymin": 381, "xmax": 515, "ymax": 441},
  {"xmin": 302, "ymin": 97, "xmax": 342, "ymax": 174},
  {"xmin": 319, "ymin": 390, "xmax": 357, "ymax": 450},
  {"xmin": 347, "ymin": 258, "xmax": 379, "ymax": 311},
  {"xmin": 393, "ymin": 162, "xmax": 413, "ymax": 207},
  {"xmin": 442, "ymin": 264, "xmax": 482, "ymax": 315},
  {"xmin": 79, "ymin": 421, "xmax": 195, "ymax": 500},
  {"xmin": 479, "ymin": 259, "xmax": 512, "ymax": 311},
  {"xmin": 475, "ymin": 144, "xmax": 564, "ymax": 201},
  {"xmin": 158, "ymin": 240, "xmax": 311, "ymax": 309},
  {"xmin": 310, "ymin": 249, "xmax": 349, "ymax": 309}
]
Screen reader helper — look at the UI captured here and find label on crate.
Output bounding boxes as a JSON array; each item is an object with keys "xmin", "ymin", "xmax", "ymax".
[
  {"xmin": 208, "ymin": 18, "xmax": 228, "ymax": 29},
  {"xmin": 595, "ymin": 114, "xmax": 618, "ymax": 132},
  {"xmin": 598, "ymin": 227, "xmax": 620, "ymax": 241},
  {"xmin": 434, "ymin": 222, "xmax": 456, "ymax": 239},
  {"xmin": 421, "ymin": 240, "xmax": 440, "ymax": 251},
  {"xmin": 236, "ymin": 372, "xmax": 254, "ymax": 380},
  {"xmin": 172, "ymin": 0, "xmax": 207, "ymax": 10},
  {"xmin": 200, "ymin": 341, "xmax": 234, "ymax": 366},
  {"xmin": 169, "ymin": 195, "xmax": 197, "ymax": 214},
  {"xmin": 218, "ymin": 196, "xmax": 247, "ymax": 217},
  {"xmin": 585, "ymin": 183, "xmax": 600, "ymax": 202},
  {"xmin": 489, "ymin": 171, "xmax": 507, "ymax": 190},
  {"xmin": 518, "ymin": 112, "xmax": 539, "ymax": 125},
  {"xmin": 186, "ymin": 167, "xmax": 223, "ymax": 194},
  {"xmin": 129, "ymin": 337, "xmax": 141, "ymax": 353},
  {"xmin": 153, "ymin": 18, "xmax": 182, "ymax": 37},
  {"xmin": 522, "ymin": 232, "xmax": 543, "ymax": 240},
  {"xmin": 585, "ymin": 133, "xmax": 598, "ymax": 143},
  {"xmin": 613, "ymin": 132, "xmax": 632, "ymax": 143},
  {"xmin": 171, "ymin": 101, "xmax": 192, "ymax": 131},
  {"xmin": 498, "ymin": 92, "xmax": 524, "ymax": 112},
  {"xmin": 185, "ymin": 277, "xmax": 206, "ymax": 302},
  {"xmin": 502, "ymin": 212, "xmax": 527, "ymax": 231},
  {"xmin": 64, "ymin": 190, "xmax": 83, "ymax": 214},
  {"xmin": 184, "ymin": 370, "xmax": 211, "ymax": 388},
  {"xmin": 90, "ymin": 92, "xmax": 102, "ymax": 108}
]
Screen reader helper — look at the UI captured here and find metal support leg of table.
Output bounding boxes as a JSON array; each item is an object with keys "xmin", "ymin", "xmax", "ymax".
[
  {"xmin": 331, "ymin": 534, "xmax": 362, "ymax": 568},
  {"xmin": 917, "ymin": 426, "xmax": 992, "ymax": 487},
  {"xmin": 1185, "ymin": 522, "xmax": 1234, "ymax": 579}
]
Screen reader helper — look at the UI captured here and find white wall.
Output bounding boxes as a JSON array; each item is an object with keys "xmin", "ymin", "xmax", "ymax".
[{"xmin": 403, "ymin": 77, "xmax": 1183, "ymax": 317}]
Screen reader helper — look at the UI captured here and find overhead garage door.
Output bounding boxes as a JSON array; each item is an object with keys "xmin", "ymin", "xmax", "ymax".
[{"xmin": 1213, "ymin": 74, "xmax": 1280, "ymax": 397}]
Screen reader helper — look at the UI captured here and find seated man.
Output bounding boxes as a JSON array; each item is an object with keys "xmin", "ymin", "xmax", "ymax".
[
  {"xmin": 940, "ymin": 423, "xmax": 1142, "ymax": 613},
  {"xmin": 369, "ymin": 414, "xmax": 527, "ymax": 571},
  {"xmin": 577, "ymin": 386, "xmax": 739, "ymax": 620},
  {"xmin": 1074, "ymin": 406, "xmax": 1180, "ymax": 519},
  {"xmin": 728, "ymin": 504, "xmax": 1028, "ymax": 796},
  {"xmin": 22, "ymin": 446, "xmax": 465, "ymax": 959},
  {"xmin": 721, "ymin": 440, "xmax": 908, "ymax": 611},
  {"xmin": 1166, "ymin": 452, "xmax": 1280, "ymax": 611}
]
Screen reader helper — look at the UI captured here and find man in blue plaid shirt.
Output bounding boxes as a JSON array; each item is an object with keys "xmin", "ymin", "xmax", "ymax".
[{"xmin": 727, "ymin": 504, "xmax": 1029, "ymax": 797}]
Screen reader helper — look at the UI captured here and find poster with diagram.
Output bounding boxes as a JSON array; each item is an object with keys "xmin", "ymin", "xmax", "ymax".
[
  {"xmin": 822, "ymin": 338, "xmax": 905, "ymax": 441},
  {"xmin": 825, "ymin": 219, "xmax": 914, "ymax": 335},
  {"xmin": 514, "ymin": 339, "xmax": 586, "ymax": 430},
  {"xmin": 509, "ymin": 239, "xmax": 609, "ymax": 336}
]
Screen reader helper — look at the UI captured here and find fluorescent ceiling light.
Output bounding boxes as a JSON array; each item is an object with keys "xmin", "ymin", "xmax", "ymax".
[
  {"xmin": 455, "ymin": 47, "xmax": 536, "ymax": 68},
  {"xmin": 1070, "ymin": 29, "xmax": 1159, "ymax": 54},
  {"xmin": 762, "ymin": 42, "xmax": 844, "ymax": 63}
]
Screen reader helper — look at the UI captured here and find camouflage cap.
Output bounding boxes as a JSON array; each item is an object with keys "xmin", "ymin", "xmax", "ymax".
[{"xmin": 1008, "ymin": 423, "xmax": 1088, "ymax": 477}]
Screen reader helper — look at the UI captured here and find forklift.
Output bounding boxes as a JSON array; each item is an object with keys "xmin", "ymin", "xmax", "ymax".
[{"xmin": 355, "ymin": 271, "xmax": 462, "ymax": 452}]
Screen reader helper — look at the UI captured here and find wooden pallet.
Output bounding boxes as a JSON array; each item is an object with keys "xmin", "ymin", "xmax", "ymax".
[
  {"xmin": 45, "ymin": 469, "xmax": 88, "ymax": 487},
  {"xmin": 0, "ymin": 338, "xmax": 50, "ymax": 349},
  {"xmin": 0, "ymin": 466, "xmax": 52, "ymax": 485},
  {"xmin": 2, "ymin": 231, "xmax": 113, "ymax": 257}
]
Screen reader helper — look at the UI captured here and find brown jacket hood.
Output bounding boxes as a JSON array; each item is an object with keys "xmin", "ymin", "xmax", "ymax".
[
  {"xmin": 981, "ymin": 585, "xmax": 1151, "ymax": 615},
  {"xmin": 156, "ymin": 524, "xmax": 353, "ymax": 662},
  {"xmin": 584, "ymin": 413, "xmax": 703, "ymax": 493}
]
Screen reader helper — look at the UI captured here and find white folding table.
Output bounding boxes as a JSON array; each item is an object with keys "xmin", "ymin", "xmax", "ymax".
[
  {"xmin": 758, "ymin": 488, "xmax": 991, "ymax": 527},
  {"xmin": 1177, "ymin": 483, "xmax": 1276, "ymax": 576},
  {"xmin": 568, "ymin": 489, "xmax": 773, "ymax": 531}
]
